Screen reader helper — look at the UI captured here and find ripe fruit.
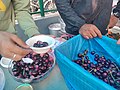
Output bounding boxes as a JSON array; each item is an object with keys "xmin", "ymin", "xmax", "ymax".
[
  {"xmin": 11, "ymin": 52, "xmax": 54, "ymax": 80},
  {"xmin": 33, "ymin": 40, "xmax": 48, "ymax": 48},
  {"xmin": 73, "ymin": 49, "xmax": 120, "ymax": 89}
]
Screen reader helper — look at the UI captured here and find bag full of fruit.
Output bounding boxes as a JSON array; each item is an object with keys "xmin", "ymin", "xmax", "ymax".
[{"xmin": 54, "ymin": 34, "xmax": 120, "ymax": 90}]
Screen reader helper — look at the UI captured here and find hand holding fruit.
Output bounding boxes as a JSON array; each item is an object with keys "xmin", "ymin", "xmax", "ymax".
[
  {"xmin": 79, "ymin": 24, "xmax": 102, "ymax": 39},
  {"xmin": 0, "ymin": 31, "xmax": 32, "ymax": 61}
]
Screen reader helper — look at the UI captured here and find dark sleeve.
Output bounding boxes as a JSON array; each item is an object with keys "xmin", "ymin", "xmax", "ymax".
[
  {"xmin": 55, "ymin": 0, "xmax": 85, "ymax": 32},
  {"xmin": 113, "ymin": 0, "xmax": 120, "ymax": 15}
]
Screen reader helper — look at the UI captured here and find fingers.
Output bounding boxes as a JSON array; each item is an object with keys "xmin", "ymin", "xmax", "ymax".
[
  {"xmin": 93, "ymin": 29, "xmax": 102, "ymax": 38},
  {"xmin": 79, "ymin": 24, "xmax": 102, "ymax": 39},
  {"xmin": 80, "ymin": 29, "xmax": 101, "ymax": 39},
  {"xmin": 81, "ymin": 33, "xmax": 92, "ymax": 39},
  {"xmin": 2, "ymin": 50, "xmax": 30, "ymax": 61},
  {"xmin": 79, "ymin": 31, "xmax": 91, "ymax": 39},
  {"xmin": 84, "ymin": 36, "xmax": 89, "ymax": 39},
  {"xmin": 11, "ymin": 53, "xmax": 23, "ymax": 61},
  {"xmin": 88, "ymin": 26, "xmax": 102, "ymax": 38},
  {"xmin": 90, "ymin": 31, "xmax": 97, "ymax": 37},
  {"xmin": 84, "ymin": 33, "xmax": 93, "ymax": 39},
  {"xmin": 12, "ymin": 45, "xmax": 31, "ymax": 56},
  {"xmin": 9, "ymin": 35, "xmax": 32, "ymax": 59},
  {"xmin": 11, "ymin": 34, "xmax": 29, "ymax": 49},
  {"xmin": 5, "ymin": 39, "xmax": 31, "ymax": 61},
  {"xmin": 1, "ymin": 51, "xmax": 22, "ymax": 61},
  {"xmin": 0, "ymin": 32, "xmax": 31, "ymax": 61},
  {"xmin": 9, "ymin": 42, "xmax": 32, "ymax": 57},
  {"xmin": 117, "ymin": 39, "xmax": 120, "ymax": 44}
]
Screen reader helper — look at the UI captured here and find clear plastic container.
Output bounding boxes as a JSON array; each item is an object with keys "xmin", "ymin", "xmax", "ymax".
[
  {"xmin": 0, "ymin": 57, "xmax": 12, "ymax": 68},
  {"xmin": 8, "ymin": 52, "xmax": 55, "ymax": 83},
  {"xmin": 0, "ymin": 68, "xmax": 5, "ymax": 90}
]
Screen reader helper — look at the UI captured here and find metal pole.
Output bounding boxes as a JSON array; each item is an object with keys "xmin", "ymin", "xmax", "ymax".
[{"xmin": 39, "ymin": 0, "xmax": 45, "ymax": 16}]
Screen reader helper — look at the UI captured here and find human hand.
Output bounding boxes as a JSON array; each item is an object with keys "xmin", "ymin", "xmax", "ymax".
[
  {"xmin": 117, "ymin": 39, "xmax": 120, "ymax": 44},
  {"xmin": 107, "ymin": 15, "xmax": 119, "ymax": 29},
  {"xmin": 0, "ymin": 31, "xmax": 32, "ymax": 61},
  {"xmin": 79, "ymin": 24, "xmax": 102, "ymax": 39}
]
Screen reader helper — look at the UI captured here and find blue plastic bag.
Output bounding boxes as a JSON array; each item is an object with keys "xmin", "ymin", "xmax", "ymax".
[{"xmin": 54, "ymin": 35, "xmax": 120, "ymax": 90}]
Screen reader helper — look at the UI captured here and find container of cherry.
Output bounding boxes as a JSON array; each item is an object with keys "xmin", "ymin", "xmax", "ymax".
[
  {"xmin": 8, "ymin": 35, "xmax": 55, "ymax": 90},
  {"xmin": 8, "ymin": 53, "xmax": 55, "ymax": 90},
  {"xmin": 26, "ymin": 35, "xmax": 55, "ymax": 54},
  {"xmin": 73, "ymin": 50, "xmax": 120, "ymax": 89},
  {"xmin": 54, "ymin": 35, "xmax": 120, "ymax": 90}
]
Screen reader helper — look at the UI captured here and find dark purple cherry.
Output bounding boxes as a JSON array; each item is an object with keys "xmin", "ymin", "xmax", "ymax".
[
  {"xmin": 102, "ymin": 72, "xmax": 108, "ymax": 78},
  {"xmin": 91, "ymin": 51, "xmax": 95, "ymax": 55},
  {"xmin": 43, "ymin": 42, "xmax": 49, "ymax": 46},
  {"xmin": 94, "ymin": 54, "xmax": 99, "ymax": 58},
  {"xmin": 78, "ymin": 53, "xmax": 84, "ymax": 58}
]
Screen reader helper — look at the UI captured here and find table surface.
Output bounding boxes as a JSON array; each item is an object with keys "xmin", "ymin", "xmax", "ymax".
[{"xmin": 0, "ymin": 64, "xmax": 68, "ymax": 90}]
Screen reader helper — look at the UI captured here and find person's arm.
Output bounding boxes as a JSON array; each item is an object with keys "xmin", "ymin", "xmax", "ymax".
[
  {"xmin": 107, "ymin": 1, "xmax": 120, "ymax": 44},
  {"xmin": 55, "ymin": 0, "xmax": 102, "ymax": 39},
  {"xmin": 55, "ymin": 0, "xmax": 85, "ymax": 33},
  {"xmin": 107, "ymin": 0, "xmax": 120, "ymax": 29},
  {"xmin": 12, "ymin": 0, "xmax": 40, "ymax": 37}
]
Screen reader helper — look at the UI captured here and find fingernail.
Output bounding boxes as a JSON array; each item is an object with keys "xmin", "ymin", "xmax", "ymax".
[
  {"xmin": 25, "ymin": 45, "xmax": 30, "ymax": 48},
  {"xmin": 117, "ymin": 41, "xmax": 120, "ymax": 44},
  {"xmin": 85, "ymin": 36, "xmax": 89, "ymax": 39},
  {"xmin": 22, "ymin": 47, "xmax": 31, "ymax": 50}
]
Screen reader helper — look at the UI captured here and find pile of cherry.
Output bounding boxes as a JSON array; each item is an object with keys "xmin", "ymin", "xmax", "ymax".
[
  {"xmin": 66, "ymin": 35, "xmax": 74, "ymax": 40},
  {"xmin": 73, "ymin": 50, "xmax": 120, "ymax": 89},
  {"xmin": 61, "ymin": 34, "xmax": 74, "ymax": 40},
  {"xmin": 12, "ymin": 53, "xmax": 54, "ymax": 80},
  {"xmin": 33, "ymin": 40, "xmax": 48, "ymax": 48}
]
